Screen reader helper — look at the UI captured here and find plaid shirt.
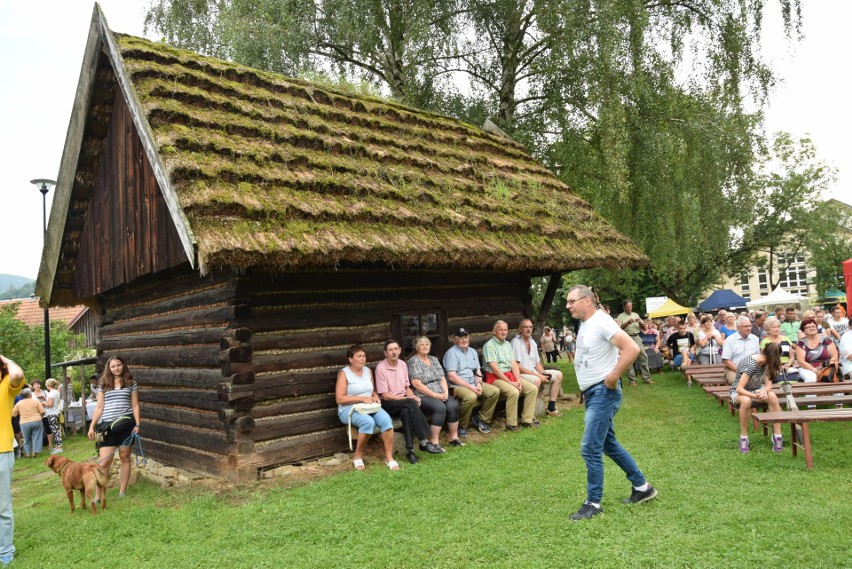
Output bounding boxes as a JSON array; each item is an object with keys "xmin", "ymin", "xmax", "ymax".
[{"xmin": 482, "ymin": 337, "xmax": 514, "ymax": 373}]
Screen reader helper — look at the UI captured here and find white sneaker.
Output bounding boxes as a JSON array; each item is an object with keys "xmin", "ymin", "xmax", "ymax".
[{"xmin": 51, "ymin": 447, "xmax": 64, "ymax": 455}]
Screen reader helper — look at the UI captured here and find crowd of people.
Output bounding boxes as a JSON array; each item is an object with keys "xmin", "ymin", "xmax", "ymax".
[
  {"xmin": 620, "ymin": 304, "xmax": 849, "ymax": 383},
  {"xmin": 335, "ymin": 319, "xmax": 567, "ymax": 470}
]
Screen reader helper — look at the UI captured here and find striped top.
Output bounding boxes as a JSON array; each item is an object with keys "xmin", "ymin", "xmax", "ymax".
[{"xmin": 99, "ymin": 382, "xmax": 137, "ymax": 424}]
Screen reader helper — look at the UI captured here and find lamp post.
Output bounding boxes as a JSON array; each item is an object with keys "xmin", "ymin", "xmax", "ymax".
[{"xmin": 31, "ymin": 178, "xmax": 56, "ymax": 381}]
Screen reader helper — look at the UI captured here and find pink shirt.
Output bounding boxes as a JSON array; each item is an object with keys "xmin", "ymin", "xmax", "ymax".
[{"xmin": 375, "ymin": 359, "xmax": 410, "ymax": 397}]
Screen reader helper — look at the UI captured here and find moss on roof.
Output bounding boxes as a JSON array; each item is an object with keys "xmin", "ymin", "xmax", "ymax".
[{"xmin": 115, "ymin": 33, "xmax": 645, "ymax": 273}]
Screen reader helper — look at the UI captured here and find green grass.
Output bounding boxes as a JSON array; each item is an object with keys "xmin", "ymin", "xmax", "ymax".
[{"xmin": 11, "ymin": 365, "xmax": 851, "ymax": 568}]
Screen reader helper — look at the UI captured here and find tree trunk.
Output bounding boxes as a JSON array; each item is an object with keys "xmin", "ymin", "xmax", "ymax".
[{"xmin": 534, "ymin": 272, "xmax": 562, "ymax": 337}]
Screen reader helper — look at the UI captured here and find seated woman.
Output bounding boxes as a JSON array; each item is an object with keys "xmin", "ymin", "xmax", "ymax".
[
  {"xmin": 760, "ymin": 316, "xmax": 798, "ymax": 382},
  {"xmin": 408, "ymin": 336, "xmax": 463, "ymax": 449},
  {"xmin": 336, "ymin": 345, "xmax": 398, "ymax": 471},
  {"xmin": 685, "ymin": 312, "xmax": 701, "ymax": 338},
  {"xmin": 638, "ymin": 321, "xmax": 663, "ymax": 372},
  {"xmin": 731, "ymin": 343, "xmax": 784, "ymax": 454},
  {"xmin": 795, "ymin": 317, "xmax": 839, "ymax": 383},
  {"xmin": 719, "ymin": 313, "xmax": 737, "ymax": 339},
  {"xmin": 696, "ymin": 315, "xmax": 724, "ymax": 365}
]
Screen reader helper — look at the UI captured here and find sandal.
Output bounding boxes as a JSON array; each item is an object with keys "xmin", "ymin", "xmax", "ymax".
[
  {"xmin": 448, "ymin": 438, "xmax": 466, "ymax": 447},
  {"xmin": 386, "ymin": 460, "xmax": 400, "ymax": 471},
  {"xmin": 546, "ymin": 408, "xmax": 561, "ymax": 417},
  {"xmin": 353, "ymin": 458, "xmax": 365, "ymax": 471}
]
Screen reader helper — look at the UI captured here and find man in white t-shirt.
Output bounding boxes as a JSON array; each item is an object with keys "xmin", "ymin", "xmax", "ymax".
[
  {"xmin": 566, "ymin": 285, "xmax": 658, "ymax": 521},
  {"xmin": 511, "ymin": 319, "xmax": 564, "ymax": 416}
]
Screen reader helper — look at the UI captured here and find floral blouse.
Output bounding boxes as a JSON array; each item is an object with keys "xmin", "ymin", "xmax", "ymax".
[{"xmin": 407, "ymin": 355, "xmax": 446, "ymax": 397}]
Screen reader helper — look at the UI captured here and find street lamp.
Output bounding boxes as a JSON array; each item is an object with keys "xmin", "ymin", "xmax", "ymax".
[{"xmin": 31, "ymin": 178, "xmax": 56, "ymax": 381}]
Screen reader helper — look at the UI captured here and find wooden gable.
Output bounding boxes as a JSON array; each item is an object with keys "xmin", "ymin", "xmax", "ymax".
[{"xmin": 73, "ymin": 88, "xmax": 187, "ymax": 299}]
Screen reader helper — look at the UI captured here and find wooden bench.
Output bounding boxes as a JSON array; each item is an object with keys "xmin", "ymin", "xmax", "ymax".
[
  {"xmin": 685, "ymin": 364, "xmax": 727, "ymax": 387},
  {"xmin": 750, "ymin": 395, "xmax": 852, "ymax": 432},
  {"xmin": 710, "ymin": 382, "xmax": 852, "ymax": 413},
  {"xmin": 752, "ymin": 408, "xmax": 852, "ymax": 468}
]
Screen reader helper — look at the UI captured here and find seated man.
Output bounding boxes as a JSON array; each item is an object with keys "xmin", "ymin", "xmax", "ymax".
[
  {"xmin": 482, "ymin": 320, "xmax": 538, "ymax": 431},
  {"xmin": 375, "ymin": 339, "xmax": 443, "ymax": 464},
  {"xmin": 443, "ymin": 328, "xmax": 499, "ymax": 435},
  {"xmin": 665, "ymin": 322, "xmax": 696, "ymax": 372},
  {"xmin": 721, "ymin": 316, "xmax": 761, "ymax": 384},
  {"xmin": 511, "ymin": 319, "xmax": 564, "ymax": 416}
]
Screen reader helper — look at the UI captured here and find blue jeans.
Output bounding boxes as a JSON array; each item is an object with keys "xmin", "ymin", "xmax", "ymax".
[
  {"xmin": 20, "ymin": 421, "xmax": 44, "ymax": 455},
  {"xmin": 581, "ymin": 381, "xmax": 646, "ymax": 503},
  {"xmin": 673, "ymin": 352, "xmax": 695, "ymax": 368},
  {"xmin": 0, "ymin": 452, "xmax": 14, "ymax": 558}
]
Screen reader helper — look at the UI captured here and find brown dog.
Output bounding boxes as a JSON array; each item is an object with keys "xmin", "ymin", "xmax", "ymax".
[{"xmin": 46, "ymin": 456, "xmax": 108, "ymax": 515}]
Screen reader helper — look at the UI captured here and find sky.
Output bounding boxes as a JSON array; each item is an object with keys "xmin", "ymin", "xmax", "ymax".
[{"xmin": 0, "ymin": 1, "xmax": 849, "ymax": 281}]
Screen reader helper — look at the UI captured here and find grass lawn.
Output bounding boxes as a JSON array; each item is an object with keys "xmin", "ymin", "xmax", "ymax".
[{"xmin": 11, "ymin": 364, "xmax": 850, "ymax": 568}]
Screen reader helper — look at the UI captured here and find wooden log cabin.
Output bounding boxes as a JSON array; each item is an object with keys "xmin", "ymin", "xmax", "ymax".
[{"xmin": 37, "ymin": 6, "xmax": 645, "ymax": 481}]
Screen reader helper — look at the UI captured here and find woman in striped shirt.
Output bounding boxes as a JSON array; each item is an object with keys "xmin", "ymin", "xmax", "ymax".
[{"xmin": 87, "ymin": 357, "xmax": 141, "ymax": 498}]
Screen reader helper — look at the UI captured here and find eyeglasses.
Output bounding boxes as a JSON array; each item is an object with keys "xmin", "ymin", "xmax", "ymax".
[{"xmin": 566, "ymin": 296, "xmax": 588, "ymax": 306}]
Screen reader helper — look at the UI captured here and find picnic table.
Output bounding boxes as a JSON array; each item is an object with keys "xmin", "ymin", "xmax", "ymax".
[{"xmin": 752, "ymin": 408, "xmax": 852, "ymax": 468}]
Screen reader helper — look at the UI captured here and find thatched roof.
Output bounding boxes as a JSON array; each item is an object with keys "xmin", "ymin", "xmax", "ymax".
[{"xmin": 39, "ymin": 5, "xmax": 644, "ymax": 303}]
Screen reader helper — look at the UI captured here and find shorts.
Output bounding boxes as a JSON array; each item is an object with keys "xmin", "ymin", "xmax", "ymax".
[
  {"xmin": 730, "ymin": 389, "xmax": 760, "ymax": 408},
  {"xmin": 97, "ymin": 416, "xmax": 136, "ymax": 448}
]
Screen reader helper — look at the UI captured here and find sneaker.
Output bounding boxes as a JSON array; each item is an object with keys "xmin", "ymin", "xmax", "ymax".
[
  {"xmin": 622, "ymin": 484, "xmax": 658, "ymax": 504},
  {"xmin": 570, "ymin": 502, "xmax": 602, "ymax": 521},
  {"xmin": 405, "ymin": 450, "xmax": 419, "ymax": 464},
  {"xmin": 739, "ymin": 437, "xmax": 750, "ymax": 454},
  {"xmin": 458, "ymin": 427, "xmax": 468, "ymax": 439},
  {"xmin": 772, "ymin": 435, "xmax": 784, "ymax": 453},
  {"xmin": 51, "ymin": 447, "xmax": 64, "ymax": 455},
  {"xmin": 472, "ymin": 415, "xmax": 491, "ymax": 434},
  {"xmin": 687, "ymin": 382, "xmax": 693, "ymax": 388}
]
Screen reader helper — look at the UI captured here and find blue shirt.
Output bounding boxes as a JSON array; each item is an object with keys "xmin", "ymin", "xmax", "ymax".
[{"xmin": 442, "ymin": 345, "xmax": 481, "ymax": 386}]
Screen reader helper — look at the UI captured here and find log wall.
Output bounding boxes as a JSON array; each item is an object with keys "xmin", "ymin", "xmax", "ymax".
[
  {"xmin": 97, "ymin": 265, "xmax": 256, "ymax": 481},
  {"xmin": 96, "ymin": 266, "xmax": 531, "ymax": 480},
  {"xmin": 229, "ymin": 268, "xmax": 531, "ymax": 472}
]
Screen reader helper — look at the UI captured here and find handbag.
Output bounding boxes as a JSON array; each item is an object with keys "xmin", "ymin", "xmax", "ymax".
[
  {"xmin": 347, "ymin": 403, "xmax": 382, "ymax": 450},
  {"xmin": 93, "ymin": 421, "xmax": 110, "ymax": 443}
]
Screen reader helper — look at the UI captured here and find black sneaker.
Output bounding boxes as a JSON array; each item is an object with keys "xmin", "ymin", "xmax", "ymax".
[
  {"xmin": 472, "ymin": 414, "xmax": 491, "ymax": 434},
  {"xmin": 622, "ymin": 485, "xmax": 658, "ymax": 504},
  {"xmin": 405, "ymin": 450, "xmax": 419, "ymax": 464},
  {"xmin": 570, "ymin": 502, "xmax": 602, "ymax": 520}
]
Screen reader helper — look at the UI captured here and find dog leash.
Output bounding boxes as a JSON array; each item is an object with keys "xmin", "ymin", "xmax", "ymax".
[
  {"xmin": 121, "ymin": 432, "xmax": 147, "ymax": 467},
  {"xmin": 92, "ymin": 432, "xmax": 147, "ymax": 467}
]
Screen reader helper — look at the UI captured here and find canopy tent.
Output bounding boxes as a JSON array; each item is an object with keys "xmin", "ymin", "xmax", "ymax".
[
  {"xmin": 699, "ymin": 289, "xmax": 748, "ymax": 311},
  {"xmin": 822, "ymin": 289, "xmax": 847, "ymax": 303},
  {"xmin": 648, "ymin": 298, "xmax": 692, "ymax": 318},
  {"xmin": 745, "ymin": 286, "xmax": 806, "ymax": 309}
]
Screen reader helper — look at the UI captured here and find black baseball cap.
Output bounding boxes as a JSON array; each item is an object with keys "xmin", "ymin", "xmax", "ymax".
[{"xmin": 452, "ymin": 327, "xmax": 470, "ymax": 337}]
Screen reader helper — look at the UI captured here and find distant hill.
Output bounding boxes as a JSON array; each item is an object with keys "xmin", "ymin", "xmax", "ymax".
[{"xmin": 0, "ymin": 274, "xmax": 35, "ymax": 300}]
